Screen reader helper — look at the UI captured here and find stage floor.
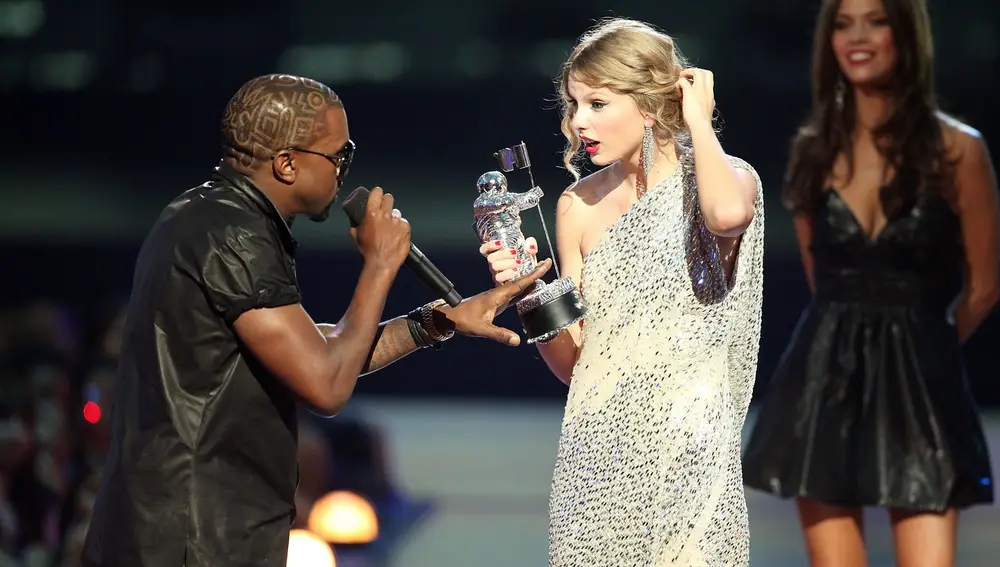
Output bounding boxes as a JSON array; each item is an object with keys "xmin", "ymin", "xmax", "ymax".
[{"xmin": 347, "ymin": 398, "xmax": 1000, "ymax": 567}]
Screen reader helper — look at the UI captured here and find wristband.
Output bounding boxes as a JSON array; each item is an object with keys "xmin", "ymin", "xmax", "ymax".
[
  {"xmin": 419, "ymin": 299, "xmax": 455, "ymax": 344},
  {"xmin": 405, "ymin": 317, "xmax": 436, "ymax": 349}
]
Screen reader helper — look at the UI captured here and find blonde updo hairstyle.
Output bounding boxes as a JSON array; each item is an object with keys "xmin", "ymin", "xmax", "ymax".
[{"xmin": 558, "ymin": 18, "xmax": 691, "ymax": 181}]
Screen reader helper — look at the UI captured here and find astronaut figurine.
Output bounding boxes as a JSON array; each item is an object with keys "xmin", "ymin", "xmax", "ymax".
[{"xmin": 472, "ymin": 171, "xmax": 544, "ymax": 276}]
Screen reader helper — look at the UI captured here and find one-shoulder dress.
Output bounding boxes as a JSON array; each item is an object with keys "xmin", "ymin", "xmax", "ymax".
[{"xmin": 548, "ymin": 154, "xmax": 766, "ymax": 566}]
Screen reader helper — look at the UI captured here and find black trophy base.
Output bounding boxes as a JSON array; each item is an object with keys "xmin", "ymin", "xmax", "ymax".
[{"xmin": 517, "ymin": 277, "xmax": 588, "ymax": 344}]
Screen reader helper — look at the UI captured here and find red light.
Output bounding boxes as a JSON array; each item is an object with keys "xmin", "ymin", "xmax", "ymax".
[{"xmin": 83, "ymin": 401, "xmax": 102, "ymax": 424}]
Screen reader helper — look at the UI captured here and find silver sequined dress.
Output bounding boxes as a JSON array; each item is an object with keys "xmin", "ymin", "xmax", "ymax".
[{"xmin": 548, "ymin": 154, "xmax": 765, "ymax": 567}]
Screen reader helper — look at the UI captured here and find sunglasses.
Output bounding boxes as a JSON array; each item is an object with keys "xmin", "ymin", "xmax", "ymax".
[{"xmin": 277, "ymin": 139, "xmax": 355, "ymax": 185}]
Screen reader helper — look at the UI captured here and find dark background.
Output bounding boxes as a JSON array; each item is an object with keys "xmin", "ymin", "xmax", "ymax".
[
  {"xmin": 2, "ymin": 0, "xmax": 997, "ymax": 404},
  {"xmin": 1, "ymin": 1, "xmax": 999, "ymax": 566}
]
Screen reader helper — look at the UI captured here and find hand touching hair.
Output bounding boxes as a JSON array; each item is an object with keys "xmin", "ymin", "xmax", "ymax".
[{"xmin": 557, "ymin": 18, "xmax": 691, "ymax": 180}]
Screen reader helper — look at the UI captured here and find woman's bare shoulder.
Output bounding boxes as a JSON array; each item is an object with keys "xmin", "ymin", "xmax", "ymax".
[
  {"xmin": 938, "ymin": 112, "xmax": 984, "ymax": 160},
  {"xmin": 559, "ymin": 165, "xmax": 618, "ymax": 216}
]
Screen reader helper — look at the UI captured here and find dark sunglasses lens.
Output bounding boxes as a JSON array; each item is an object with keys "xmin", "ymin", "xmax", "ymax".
[{"xmin": 338, "ymin": 141, "xmax": 354, "ymax": 180}]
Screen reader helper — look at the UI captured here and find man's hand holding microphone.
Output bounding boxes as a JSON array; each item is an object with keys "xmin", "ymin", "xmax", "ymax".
[{"xmin": 347, "ymin": 186, "xmax": 551, "ymax": 346}]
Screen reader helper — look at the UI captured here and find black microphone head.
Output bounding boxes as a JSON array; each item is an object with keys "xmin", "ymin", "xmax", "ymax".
[{"xmin": 342, "ymin": 186, "xmax": 369, "ymax": 227}]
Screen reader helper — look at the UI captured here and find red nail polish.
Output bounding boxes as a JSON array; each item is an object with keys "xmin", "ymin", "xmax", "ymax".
[
  {"xmin": 510, "ymin": 250, "xmax": 516, "ymax": 255},
  {"xmin": 494, "ymin": 240, "xmax": 501, "ymax": 246}
]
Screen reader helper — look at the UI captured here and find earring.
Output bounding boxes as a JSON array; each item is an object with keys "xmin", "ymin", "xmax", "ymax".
[{"xmin": 641, "ymin": 124, "xmax": 654, "ymax": 179}]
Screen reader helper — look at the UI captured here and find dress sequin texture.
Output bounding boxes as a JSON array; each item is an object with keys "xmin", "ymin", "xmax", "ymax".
[{"xmin": 548, "ymin": 153, "xmax": 765, "ymax": 566}]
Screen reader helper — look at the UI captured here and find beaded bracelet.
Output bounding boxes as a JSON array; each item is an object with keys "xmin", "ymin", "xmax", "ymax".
[{"xmin": 419, "ymin": 299, "xmax": 455, "ymax": 343}]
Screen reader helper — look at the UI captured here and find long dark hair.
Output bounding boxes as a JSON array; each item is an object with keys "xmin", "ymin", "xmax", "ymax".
[{"xmin": 783, "ymin": 0, "xmax": 955, "ymax": 217}]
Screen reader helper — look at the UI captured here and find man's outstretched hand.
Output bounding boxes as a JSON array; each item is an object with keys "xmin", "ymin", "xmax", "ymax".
[{"xmin": 436, "ymin": 258, "xmax": 553, "ymax": 346}]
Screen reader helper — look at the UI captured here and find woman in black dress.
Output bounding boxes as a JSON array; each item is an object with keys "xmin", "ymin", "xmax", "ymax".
[{"xmin": 742, "ymin": 0, "xmax": 998, "ymax": 565}]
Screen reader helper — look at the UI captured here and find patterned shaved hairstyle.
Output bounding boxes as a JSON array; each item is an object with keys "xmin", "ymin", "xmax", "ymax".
[{"xmin": 221, "ymin": 74, "xmax": 343, "ymax": 173}]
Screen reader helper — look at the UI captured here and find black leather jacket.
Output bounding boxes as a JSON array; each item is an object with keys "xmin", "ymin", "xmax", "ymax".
[{"xmin": 81, "ymin": 163, "xmax": 304, "ymax": 567}]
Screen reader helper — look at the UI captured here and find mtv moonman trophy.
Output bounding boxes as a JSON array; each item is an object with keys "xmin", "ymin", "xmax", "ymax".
[{"xmin": 473, "ymin": 141, "xmax": 588, "ymax": 344}]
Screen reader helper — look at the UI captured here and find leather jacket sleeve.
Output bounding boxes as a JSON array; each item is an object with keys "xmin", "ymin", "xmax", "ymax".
[{"xmin": 180, "ymin": 207, "xmax": 302, "ymax": 325}]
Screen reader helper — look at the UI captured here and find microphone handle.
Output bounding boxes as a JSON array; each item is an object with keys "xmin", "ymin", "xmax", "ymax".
[
  {"xmin": 343, "ymin": 187, "xmax": 462, "ymax": 307},
  {"xmin": 405, "ymin": 243, "xmax": 462, "ymax": 307}
]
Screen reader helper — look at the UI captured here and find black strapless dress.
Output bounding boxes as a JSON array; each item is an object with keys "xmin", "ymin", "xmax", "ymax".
[{"xmin": 742, "ymin": 191, "xmax": 994, "ymax": 512}]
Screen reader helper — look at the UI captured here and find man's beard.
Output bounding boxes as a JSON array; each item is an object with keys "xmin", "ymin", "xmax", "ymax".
[{"xmin": 307, "ymin": 195, "xmax": 337, "ymax": 222}]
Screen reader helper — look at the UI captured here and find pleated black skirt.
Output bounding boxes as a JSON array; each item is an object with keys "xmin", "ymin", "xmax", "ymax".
[{"xmin": 742, "ymin": 300, "xmax": 994, "ymax": 512}]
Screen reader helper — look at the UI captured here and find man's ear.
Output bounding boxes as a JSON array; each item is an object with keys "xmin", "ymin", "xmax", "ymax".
[{"xmin": 271, "ymin": 150, "xmax": 297, "ymax": 185}]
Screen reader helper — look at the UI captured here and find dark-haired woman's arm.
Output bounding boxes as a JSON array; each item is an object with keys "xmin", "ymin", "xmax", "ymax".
[
  {"xmin": 792, "ymin": 214, "xmax": 817, "ymax": 295},
  {"xmin": 951, "ymin": 128, "xmax": 1000, "ymax": 342}
]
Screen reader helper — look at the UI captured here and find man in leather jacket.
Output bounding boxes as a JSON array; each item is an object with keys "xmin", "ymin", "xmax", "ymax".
[{"xmin": 78, "ymin": 74, "xmax": 550, "ymax": 567}]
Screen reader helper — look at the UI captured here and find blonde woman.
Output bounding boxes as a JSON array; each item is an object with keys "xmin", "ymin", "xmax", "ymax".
[{"xmin": 479, "ymin": 18, "xmax": 765, "ymax": 566}]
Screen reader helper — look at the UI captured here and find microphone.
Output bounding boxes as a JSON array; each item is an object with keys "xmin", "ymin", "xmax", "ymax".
[{"xmin": 342, "ymin": 186, "xmax": 463, "ymax": 307}]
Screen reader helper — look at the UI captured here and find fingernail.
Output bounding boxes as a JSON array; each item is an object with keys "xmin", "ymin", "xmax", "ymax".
[
  {"xmin": 510, "ymin": 250, "xmax": 516, "ymax": 255},
  {"xmin": 516, "ymin": 259, "xmax": 521, "ymax": 264},
  {"xmin": 529, "ymin": 245, "xmax": 537, "ymax": 251},
  {"xmin": 494, "ymin": 240, "xmax": 501, "ymax": 246}
]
